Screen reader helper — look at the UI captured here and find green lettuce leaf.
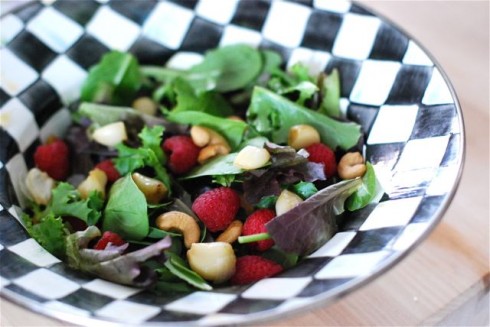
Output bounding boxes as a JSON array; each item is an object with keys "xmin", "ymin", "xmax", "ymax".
[
  {"xmin": 103, "ymin": 174, "xmax": 149, "ymax": 240},
  {"xmin": 345, "ymin": 162, "xmax": 384, "ymax": 211},
  {"xmin": 247, "ymin": 86, "xmax": 361, "ymax": 150},
  {"xmin": 81, "ymin": 51, "xmax": 142, "ymax": 105},
  {"xmin": 22, "ymin": 212, "xmax": 68, "ymax": 258}
]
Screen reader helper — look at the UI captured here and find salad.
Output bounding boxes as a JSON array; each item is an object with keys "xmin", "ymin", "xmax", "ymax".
[{"xmin": 21, "ymin": 44, "xmax": 382, "ymax": 292}]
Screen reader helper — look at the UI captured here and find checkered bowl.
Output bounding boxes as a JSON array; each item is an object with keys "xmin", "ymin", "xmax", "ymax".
[{"xmin": 0, "ymin": 0, "xmax": 464, "ymax": 325}]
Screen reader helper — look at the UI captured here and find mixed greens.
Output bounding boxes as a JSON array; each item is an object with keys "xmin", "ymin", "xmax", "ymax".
[{"xmin": 21, "ymin": 44, "xmax": 383, "ymax": 291}]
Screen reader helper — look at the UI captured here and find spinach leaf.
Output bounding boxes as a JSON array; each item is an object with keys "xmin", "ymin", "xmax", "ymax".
[
  {"xmin": 190, "ymin": 44, "xmax": 263, "ymax": 92},
  {"xmin": 319, "ymin": 68, "xmax": 341, "ymax": 118},
  {"xmin": 167, "ymin": 111, "xmax": 248, "ymax": 150},
  {"xmin": 103, "ymin": 174, "xmax": 149, "ymax": 240},
  {"xmin": 247, "ymin": 86, "xmax": 361, "ymax": 150},
  {"xmin": 345, "ymin": 162, "xmax": 384, "ymax": 211},
  {"xmin": 262, "ymin": 246, "xmax": 299, "ymax": 269},
  {"xmin": 182, "ymin": 153, "xmax": 241, "ymax": 180},
  {"xmin": 164, "ymin": 252, "xmax": 212, "ymax": 291},
  {"xmin": 292, "ymin": 181, "xmax": 318, "ymax": 199},
  {"xmin": 255, "ymin": 195, "xmax": 278, "ymax": 209},
  {"xmin": 265, "ymin": 178, "xmax": 362, "ymax": 256},
  {"xmin": 81, "ymin": 51, "xmax": 142, "ymax": 105},
  {"xmin": 172, "ymin": 78, "xmax": 234, "ymax": 117}
]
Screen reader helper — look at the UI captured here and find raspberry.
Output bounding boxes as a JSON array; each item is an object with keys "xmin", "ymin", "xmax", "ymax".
[
  {"xmin": 95, "ymin": 159, "xmax": 120, "ymax": 183},
  {"xmin": 242, "ymin": 209, "xmax": 276, "ymax": 252},
  {"xmin": 192, "ymin": 187, "xmax": 240, "ymax": 232},
  {"xmin": 305, "ymin": 143, "xmax": 337, "ymax": 178},
  {"xmin": 162, "ymin": 135, "xmax": 200, "ymax": 174},
  {"xmin": 230, "ymin": 255, "xmax": 283, "ymax": 285},
  {"xmin": 94, "ymin": 231, "xmax": 126, "ymax": 250},
  {"xmin": 34, "ymin": 138, "xmax": 70, "ymax": 180}
]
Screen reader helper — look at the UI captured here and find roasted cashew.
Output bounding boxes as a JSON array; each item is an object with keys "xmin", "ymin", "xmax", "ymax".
[
  {"xmin": 198, "ymin": 144, "xmax": 230, "ymax": 164},
  {"xmin": 216, "ymin": 220, "xmax": 243, "ymax": 243},
  {"xmin": 190, "ymin": 126, "xmax": 231, "ymax": 150},
  {"xmin": 155, "ymin": 211, "xmax": 200, "ymax": 248},
  {"xmin": 337, "ymin": 152, "xmax": 367, "ymax": 180}
]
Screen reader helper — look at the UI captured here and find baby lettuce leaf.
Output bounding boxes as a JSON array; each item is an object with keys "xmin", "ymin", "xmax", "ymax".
[
  {"xmin": 189, "ymin": 44, "xmax": 263, "ymax": 92},
  {"xmin": 345, "ymin": 162, "xmax": 384, "ymax": 211},
  {"xmin": 114, "ymin": 126, "xmax": 171, "ymax": 190},
  {"xmin": 138, "ymin": 125, "xmax": 166, "ymax": 165},
  {"xmin": 48, "ymin": 183, "xmax": 104, "ymax": 226},
  {"xmin": 171, "ymin": 78, "xmax": 234, "ymax": 117},
  {"xmin": 65, "ymin": 226, "xmax": 172, "ymax": 287},
  {"xmin": 81, "ymin": 51, "xmax": 142, "ymax": 105},
  {"xmin": 78, "ymin": 102, "xmax": 187, "ymax": 134},
  {"xmin": 163, "ymin": 252, "xmax": 212, "ymax": 291},
  {"xmin": 292, "ymin": 181, "xmax": 318, "ymax": 200},
  {"xmin": 319, "ymin": 68, "xmax": 341, "ymax": 118},
  {"xmin": 265, "ymin": 178, "xmax": 362, "ymax": 256},
  {"xmin": 103, "ymin": 174, "xmax": 149, "ymax": 240},
  {"xmin": 247, "ymin": 86, "xmax": 361, "ymax": 150},
  {"xmin": 167, "ymin": 111, "xmax": 248, "ymax": 150},
  {"xmin": 181, "ymin": 153, "xmax": 241, "ymax": 180},
  {"xmin": 22, "ymin": 212, "xmax": 68, "ymax": 258}
]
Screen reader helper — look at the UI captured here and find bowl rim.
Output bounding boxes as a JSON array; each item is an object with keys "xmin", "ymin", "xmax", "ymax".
[{"xmin": 0, "ymin": 1, "xmax": 466, "ymax": 326}]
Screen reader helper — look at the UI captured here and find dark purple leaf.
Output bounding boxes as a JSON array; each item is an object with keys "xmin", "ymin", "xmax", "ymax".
[{"xmin": 265, "ymin": 178, "xmax": 362, "ymax": 256}]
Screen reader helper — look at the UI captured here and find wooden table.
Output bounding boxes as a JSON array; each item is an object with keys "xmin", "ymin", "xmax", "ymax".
[{"xmin": 1, "ymin": 1, "xmax": 489, "ymax": 326}]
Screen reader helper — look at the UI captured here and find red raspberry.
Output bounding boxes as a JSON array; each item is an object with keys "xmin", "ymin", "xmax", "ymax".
[
  {"xmin": 230, "ymin": 255, "xmax": 283, "ymax": 285},
  {"xmin": 162, "ymin": 135, "xmax": 200, "ymax": 174},
  {"xmin": 95, "ymin": 159, "xmax": 120, "ymax": 183},
  {"xmin": 242, "ymin": 209, "xmax": 276, "ymax": 252},
  {"xmin": 34, "ymin": 138, "xmax": 70, "ymax": 180},
  {"xmin": 305, "ymin": 143, "xmax": 337, "ymax": 178},
  {"xmin": 192, "ymin": 187, "xmax": 240, "ymax": 232},
  {"xmin": 94, "ymin": 231, "xmax": 126, "ymax": 250}
]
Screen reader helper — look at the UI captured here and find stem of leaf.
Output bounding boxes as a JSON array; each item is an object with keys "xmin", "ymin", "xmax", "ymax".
[{"xmin": 238, "ymin": 233, "xmax": 271, "ymax": 244}]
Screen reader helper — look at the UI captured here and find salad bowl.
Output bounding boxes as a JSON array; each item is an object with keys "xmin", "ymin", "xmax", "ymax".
[{"xmin": 0, "ymin": 0, "xmax": 464, "ymax": 326}]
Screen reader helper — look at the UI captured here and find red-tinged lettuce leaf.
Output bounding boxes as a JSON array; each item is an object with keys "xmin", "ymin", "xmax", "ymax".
[
  {"xmin": 243, "ymin": 143, "xmax": 326, "ymax": 204},
  {"xmin": 66, "ymin": 226, "xmax": 172, "ymax": 287},
  {"xmin": 265, "ymin": 178, "xmax": 362, "ymax": 256}
]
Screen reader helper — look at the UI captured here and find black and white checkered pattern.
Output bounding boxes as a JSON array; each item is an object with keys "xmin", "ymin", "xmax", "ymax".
[{"xmin": 0, "ymin": 0, "xmax": 464, "ymax": 325}]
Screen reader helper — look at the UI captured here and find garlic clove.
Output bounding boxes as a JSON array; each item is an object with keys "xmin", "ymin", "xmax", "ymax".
[
  {"xmin": 233, "ymin": 145, "xmax": 271, "ymax": 170},
  {"xmin": 92, "ymin": 121, "xmax": 127, "ymax": 147},
  {"xmin": 187, "ymin": 242, "xmax": 236, "ymax": 284}
]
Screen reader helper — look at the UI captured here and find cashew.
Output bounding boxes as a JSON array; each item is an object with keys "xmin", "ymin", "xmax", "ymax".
[
  {"xmin": 198, "ymin": 144, "xmax": 230, "ymax": 164},
  {"xmin": 190, "ymin": 126, "xmax": 211, "ymax": 147},
  {"xmin": 92, "ymin": 121, "xmax": 127, "ymax": 147},
  {"xmin": 132, "ymin": 172, "xmax": 168, "ymax": 204},
  {"xmin": 187, "ymin": 242, "xmax": 236, "ymax": 283},
  {"xmin": 78, "ymin": 168, "xmax": 107, "ymax": 199},
  {"xmin": 190, "ymin": 126, "xmax": 231, "ymax": 150},
  {"xmin": 288, "ymin": 124, "xmax": 321, "ymax": 150},
  {"xmin": 155, "ymin": 211, "xmax": 200, "ymax": 248},
  {"xmin": 275, "ymin": 189, "xmax": 303, "ymax": 216},
  {"xmin": 338, "ymin": 152, "xmax": 366, "ymax": 180},
  {"xmin": 132, "ymin": 97, "xmax": 157, "ymax": 116},
  {"xmin": 227, "ymin": 115, "xmax": 244, "ymax": 121},
  {"xmin": 233, "ymin": 145, "xmax": 270, "ymax": 170},
  {"xmin": 216, "ymin": 220, "xmax": 243, "ymax": 243},
  {"xmin": 25, "ymin": 168, "xmax": 55, "ymax": 205}
]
